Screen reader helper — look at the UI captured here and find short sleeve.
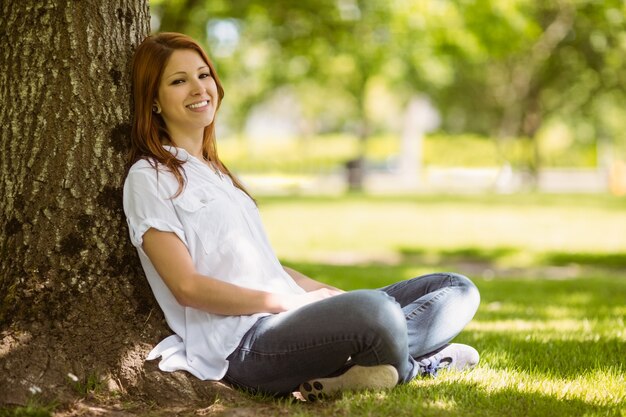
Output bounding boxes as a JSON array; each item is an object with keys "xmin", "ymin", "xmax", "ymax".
[{"xmin": 123, "ymin": 164, "xmax": 187, "ymax": 248}]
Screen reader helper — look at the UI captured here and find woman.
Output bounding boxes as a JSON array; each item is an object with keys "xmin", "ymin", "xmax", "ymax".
[{"xmin": 123, "ymin": 32, "xmax": 481, "ymax": 401}]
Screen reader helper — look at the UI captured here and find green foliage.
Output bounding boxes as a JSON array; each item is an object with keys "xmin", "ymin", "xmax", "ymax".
[
  {"xmin": 220, "ymin": 133, "xmax": 598, "ymax": 174},
  {"xmin": 153, "ymin": 0, "xmax": 626, "ymax": 174}
]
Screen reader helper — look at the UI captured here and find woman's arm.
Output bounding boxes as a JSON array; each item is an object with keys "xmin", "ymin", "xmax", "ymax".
[
  {"xmin": 143, "ymin": 228, "xmax": 338, "ymax": 315},
  {"xmin": 283, "ymin": 266, "xmax": 345, "ymax": 294}
]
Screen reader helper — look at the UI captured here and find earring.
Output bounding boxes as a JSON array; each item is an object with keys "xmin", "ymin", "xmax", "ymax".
[{"xmin": 152, "ymin": 104, "xmax": 161, "ymax": 114}]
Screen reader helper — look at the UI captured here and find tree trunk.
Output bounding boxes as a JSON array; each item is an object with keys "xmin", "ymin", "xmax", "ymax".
[
  {"xmin": 0, "ymin": 0, "xmax": 192, "ymax": 407},
  {"xmin": 494, "ymin": 3, "xmax": 574, "ymax": 187}
]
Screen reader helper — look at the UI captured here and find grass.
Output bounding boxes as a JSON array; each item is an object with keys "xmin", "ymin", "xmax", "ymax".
[
  {"xmin": 259, "ymin": 193, "xmax": 626, "ymax": 267},
  {"xmin": 0, "ymin": 398, "xmax": 56, "ymax": 417},
  {"xmin": 217, "ymin": 270, "xmax": 625, "ymax": 417},
  {"xmin": 252, "ymin": 193, "xmax": 625, "ymax": 416},
  {"xmin": 5, "ymin": 193, "xmax": 624, "ymax": 416}
]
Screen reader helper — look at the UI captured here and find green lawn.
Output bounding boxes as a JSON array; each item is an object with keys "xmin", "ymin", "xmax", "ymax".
[
  {"xmin": 256, "ymin": 267, "xmax": 624, "ymax": 417},
  {"xmin": 4, "ymin": 193, "xmax": 624, "ymax": 417},
  {"xmin": 253, "ymin": 193, "xmax": 625, "ymax": 417},
  {"xmin": 260, "ymin": 193, "xmax": 626, "ymax": 269}
]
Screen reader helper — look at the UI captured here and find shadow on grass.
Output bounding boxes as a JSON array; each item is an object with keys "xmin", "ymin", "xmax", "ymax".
[
  {"xmin": 225, "ymin": 371, "xmax": 623, "ymax": 417},
  {"xmin": 398, "ymin": 246, "xmax": 519, "ymax": 264},
  {"xmin": 228, "ymin": 259, "xmax": 626, "ymax": 416},
  {"xmin": 399, "ymin": 245, "xmax": 626, "ymax": 270},
  {"xmin": 544, "ymin": 251, "xmax": 626, "ymax": 269}
]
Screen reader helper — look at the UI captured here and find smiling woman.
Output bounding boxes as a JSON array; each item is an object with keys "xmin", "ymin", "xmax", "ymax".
[
  {"xmin": 128, "ymin": 32, "xmax": 249, "ymax": 199},
  {"xmin": 123, "ymin": 32, "xmax": 481, "ymax": 401},
  {"xmin": 155, "ymin": 49, "xmax": 218, "ymax": 144}
]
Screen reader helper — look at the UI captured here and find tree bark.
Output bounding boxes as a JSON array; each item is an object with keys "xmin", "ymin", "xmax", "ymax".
[{"xmin": 0, "ymin": 0, "xmax": 179, "ymax": 407}]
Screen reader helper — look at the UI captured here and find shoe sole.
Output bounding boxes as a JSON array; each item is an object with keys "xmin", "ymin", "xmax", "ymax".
[{"xmin": 299, "ymin": 364, "xmax": 398, "ymax": 402}]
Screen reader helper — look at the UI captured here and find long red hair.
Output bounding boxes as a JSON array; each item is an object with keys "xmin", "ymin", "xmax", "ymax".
[{"xmin": 129, "ymin": 32, "xmax": 252, "ymax": 199}]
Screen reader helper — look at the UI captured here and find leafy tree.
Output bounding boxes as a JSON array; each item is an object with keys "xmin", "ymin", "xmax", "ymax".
[
  {"xmin": 415, "ymin": 0, "xmax": 626, "ymax": 178},
  {"xmin": 155, "ymin": 0, "xmax": 400, "ymax": 187},
  {"xmin": 153, "ymin": 0, "xmax": 626, "ymax": 181}
]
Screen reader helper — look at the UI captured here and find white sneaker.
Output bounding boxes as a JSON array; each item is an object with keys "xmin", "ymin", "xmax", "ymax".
[
  {"xmin": 299, "ymin": 364, "xmax": 399, "ymax": 402},
  {"xmin": 417, "ymin": 343, "xmax": 479, "ymax": 377}
]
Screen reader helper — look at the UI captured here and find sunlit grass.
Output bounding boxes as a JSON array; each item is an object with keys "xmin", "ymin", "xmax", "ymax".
[
  {"xmin": 245, "ymin": 193, "xmax": 626, "ymax": 416},
  {"xmin": 259, "ymin": 193, "xmax": 626, "ymax": 266},
  {"xmin": 234, "ymin": 270, "xmax": 619, "ymax": 417},
  {"xmin": 234, "ymin": 273, "xmax": 625, "ymax": 416}
]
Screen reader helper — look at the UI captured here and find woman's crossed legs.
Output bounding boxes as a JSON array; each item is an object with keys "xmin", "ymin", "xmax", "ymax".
[{"xmin": 224, "ymin": 272, "xmax": 480, "ymax": 396}]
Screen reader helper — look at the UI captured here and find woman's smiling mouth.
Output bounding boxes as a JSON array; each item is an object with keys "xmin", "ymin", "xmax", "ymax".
[{"xmin": 187, "ymin": 100, "xmax": 209, "ymax": 110}]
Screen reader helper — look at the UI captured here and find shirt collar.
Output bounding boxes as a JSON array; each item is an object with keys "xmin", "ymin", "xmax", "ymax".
[
  {"xmin": 162, "ymin": 146, "xmax": 224, "ymax": 181},
  {"xmin": 163, "ymin": 145, "xmax": 193, "ymax": 162}
]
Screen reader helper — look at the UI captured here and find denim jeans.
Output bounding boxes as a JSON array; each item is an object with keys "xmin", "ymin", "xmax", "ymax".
[{"xmin": 224, "ymin": 272, "xmax": 480, "ymax": 396}]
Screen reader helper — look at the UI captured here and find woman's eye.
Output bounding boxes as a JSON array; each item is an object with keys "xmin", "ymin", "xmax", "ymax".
[
  {"xmin": 171, "ymin": 79, "xmax": 185, "ymax": 85},
  {"xmin": 199, "ymin": 73, "xmax": 212, "ymax": 79}
]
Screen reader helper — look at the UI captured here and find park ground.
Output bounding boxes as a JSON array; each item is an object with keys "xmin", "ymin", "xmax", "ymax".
[{"xmin": 3, "ymin": 192, "xmax": 625, "ymax": 416}]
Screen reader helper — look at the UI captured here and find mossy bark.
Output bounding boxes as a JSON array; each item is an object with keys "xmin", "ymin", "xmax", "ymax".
[{"xmin": 0, "ymin": 0, "xmax": 187, "ymax": 406}]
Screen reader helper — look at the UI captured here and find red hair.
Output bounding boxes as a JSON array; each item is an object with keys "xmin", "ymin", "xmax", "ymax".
[{"xmin": 129, "ymin": 32, "xmax": 252, "ymax": 199}]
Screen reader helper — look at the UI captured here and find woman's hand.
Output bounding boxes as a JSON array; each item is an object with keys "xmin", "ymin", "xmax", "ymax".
[
  {"xmin": 283, "ymin": 266, "xmax": 345, "ymax": 293},
  {"xmin": 281, "ymin": 287, "xmax": 344, "ymax": 311}
]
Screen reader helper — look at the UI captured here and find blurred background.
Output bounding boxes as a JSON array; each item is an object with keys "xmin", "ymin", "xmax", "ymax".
[
  {"xmin": 144, "ymin": 5, "xmax": 625, "ymax": 410},
  {"xmin": 152, "ymin": 0, "xmax": 626, "ymax": 196},
  {"xmin": 149, "ymin": 0, "xmax": 626, "ymax": 279}
]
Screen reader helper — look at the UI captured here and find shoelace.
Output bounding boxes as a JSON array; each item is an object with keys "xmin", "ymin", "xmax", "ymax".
[{"xmin": 419, "ymin": 357, "xmax": 443, "ymax": 377}]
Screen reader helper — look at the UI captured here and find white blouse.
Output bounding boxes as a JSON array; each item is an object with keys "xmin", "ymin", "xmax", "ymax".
[{"xmin": 123, "ymin": 146, "xmax": 305, "ymax": 380}]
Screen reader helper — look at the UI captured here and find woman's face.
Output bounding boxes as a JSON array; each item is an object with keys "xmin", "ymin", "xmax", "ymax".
[{"xmin": 155, "ymin": 49, "xmax": 219, "ymax": 140}]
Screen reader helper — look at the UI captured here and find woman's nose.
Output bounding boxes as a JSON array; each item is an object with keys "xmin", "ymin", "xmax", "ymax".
[{"xmin": 190, "ymin": 79, "xmax": 204, "ymax": 94}]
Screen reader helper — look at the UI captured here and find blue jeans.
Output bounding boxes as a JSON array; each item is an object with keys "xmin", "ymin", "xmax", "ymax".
[{"xmin": 224, "ymin": 272, "xmax": 480, "ymax": 396}]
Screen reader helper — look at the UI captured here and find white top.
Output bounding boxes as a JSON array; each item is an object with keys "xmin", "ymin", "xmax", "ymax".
[{"xmin": 123, "ymin": 146, "xmax": 305, "ymax": 380}]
